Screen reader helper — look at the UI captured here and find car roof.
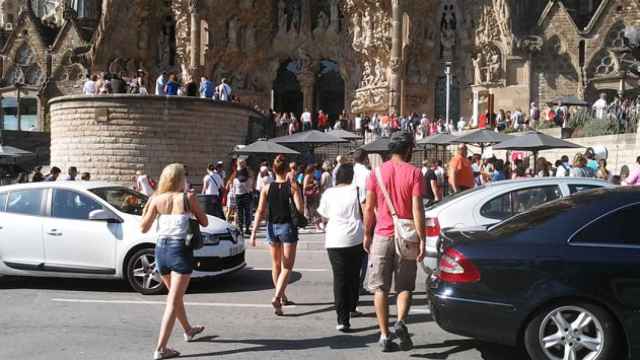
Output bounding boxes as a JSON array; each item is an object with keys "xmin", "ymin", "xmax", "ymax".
[
  {"xmin": 0, "ymin": 181, "xmax": 125, "ymax": 193},
  {"xmin": 479, "ymin": 177, "xmax": 610, "ymax": 188}
]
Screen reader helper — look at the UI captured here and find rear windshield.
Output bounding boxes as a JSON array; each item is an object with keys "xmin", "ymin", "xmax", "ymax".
[{"xmin": 488, "ymin": 199, "xmax": 575, "ymax": 238}]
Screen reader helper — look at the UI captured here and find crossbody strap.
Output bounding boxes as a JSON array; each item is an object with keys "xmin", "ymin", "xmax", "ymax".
[{"xmin": 375, "ymin": 167, "xmax": 397, "ymax": 218}]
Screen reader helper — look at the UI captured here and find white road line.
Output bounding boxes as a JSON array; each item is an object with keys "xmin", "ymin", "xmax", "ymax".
[
  {"xmin": 51, "ymin": 298, "xmax": 295, "ymax": 309},
  {"xmin": 409, "ymin": 308, "xmax": 431, "ymax": 314},
  {"xmin": 248, "ymin": 267, "xmax": 329, "ymax": 272}
]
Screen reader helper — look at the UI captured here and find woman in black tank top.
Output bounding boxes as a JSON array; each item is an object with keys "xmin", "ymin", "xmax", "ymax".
[{"xmin": 250, "ymin": 155, "xmax": 304, "ymax": 315}]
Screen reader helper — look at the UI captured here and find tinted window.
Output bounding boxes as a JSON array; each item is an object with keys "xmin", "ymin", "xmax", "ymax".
[
  {"xmin": 569, "ymin": 184, "xmax": 602, "ymax": 195},
  {"xmin": 481, "ymin": 186, "xmax": 562, "ymax": 220},
  {"xmin": 571, "ymin": 204, "xmax": 640, "ymax": 245},
  {"xmin": 6, "ymin": 189, "xmax": 44, "ymax": 216},
  {"xmin": 0, "ymin": 192, "xmax": 7, "ymax": 212},
  {"xmin": 90, "ymin": 187, "xmax": 148, "ymax": 216},
  {"xmin": 52, "ymin": 189, "xmax": 104, "ymax": 220}
]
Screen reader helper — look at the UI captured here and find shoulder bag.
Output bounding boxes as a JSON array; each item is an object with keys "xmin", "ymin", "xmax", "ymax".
[
  {"xmin": 183, "ymin": 193, "xmax": 204, "ymax": 250},
  {"xmin": 287, "ymin": 183, "xmax": 308, "ymax": 229},
  {"xmin": 374, "ymin": 167, "xmax": 419, "ymax": 260}
]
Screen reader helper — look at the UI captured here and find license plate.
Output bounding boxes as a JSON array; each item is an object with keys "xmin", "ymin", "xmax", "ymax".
[{"xmin": 228, "ymin": 245, "xmax": 243, "ymax": 257}]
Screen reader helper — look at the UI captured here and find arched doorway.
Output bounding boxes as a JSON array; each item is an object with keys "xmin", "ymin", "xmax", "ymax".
[
  {"xmin": 273, "ymin": 60, "xmax": 303, "ymax": 117},
  {"xmin": 316, "ymin": 60, "xmax": 345, "ymax": 124}
]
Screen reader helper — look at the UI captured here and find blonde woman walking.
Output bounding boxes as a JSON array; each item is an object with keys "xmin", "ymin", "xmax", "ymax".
[{"xmin": 141, "ymin": 163, "xmax": 208, "ymax": 360}]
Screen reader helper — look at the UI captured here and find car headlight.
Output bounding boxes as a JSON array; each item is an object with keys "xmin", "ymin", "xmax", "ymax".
[{"xmin": 202, "ymin": 233, "xmax": 220, "ymax": 245}]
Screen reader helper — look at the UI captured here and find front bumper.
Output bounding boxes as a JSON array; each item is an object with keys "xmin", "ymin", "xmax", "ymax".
[
  {"xmin": 191, "ymin": 252, "xmax": 246, "ymax": 278},
  {"xmin": 428, "ymin": 276, "xmax": 520, "ymax": 347}
]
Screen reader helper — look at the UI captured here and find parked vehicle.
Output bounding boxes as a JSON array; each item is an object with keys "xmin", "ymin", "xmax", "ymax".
[
  {"xmin": 428, "ymin": 187, "xmax": 640, "ymax": 360},
  {"xmin": 423, "ymin": 178, "xmax": 612, "ymax": 272},
  {"xmin": 0, "ymin": 182, "xmax": 245, "ymax": 295}
]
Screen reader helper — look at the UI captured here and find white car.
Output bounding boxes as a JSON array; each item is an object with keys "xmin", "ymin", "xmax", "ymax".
[
  {"xmin": 0, "ymin": 182, "xmax": 245, "ymax": 295},
  {"xmin": 423, "ymin": 177, "xmax": 613, "ymax": 272}
]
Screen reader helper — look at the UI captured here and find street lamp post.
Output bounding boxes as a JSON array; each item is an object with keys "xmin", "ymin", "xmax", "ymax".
[{"xmin": 445, "ymin": 62, "xmax": 452, "ymax": 127}]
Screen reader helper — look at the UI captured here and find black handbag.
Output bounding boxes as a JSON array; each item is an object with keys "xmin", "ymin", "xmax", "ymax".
[
  {"xmin": 183, "ymin": 193, "xmax": 204, "ymax": 250},
  {"xmin": 288, "ymin": 183, "xmax": 308, "ymax": 229}
]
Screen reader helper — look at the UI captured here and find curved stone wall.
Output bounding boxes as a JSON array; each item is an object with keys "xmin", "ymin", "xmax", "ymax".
[{"xmin": 49, "ymin": 95, "xmax": 259, "ymax": 185}]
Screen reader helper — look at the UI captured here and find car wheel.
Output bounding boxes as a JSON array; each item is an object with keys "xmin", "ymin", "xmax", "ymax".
[
  {"xmin": 524, "ymin": 302, "xmax": 619, "ymax": 360},
  {"xmin": 126, "ymin": 248, "xmax": 165, "ymax": 295}
]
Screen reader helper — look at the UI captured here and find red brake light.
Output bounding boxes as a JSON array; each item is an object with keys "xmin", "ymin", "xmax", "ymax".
[
  {"xmin": 426, "ymin": 217, "xmax": 441, "ymax": 237},
  {"xmin": 438, "ymin": 248, "xmax": 481, "ymax": 284}
]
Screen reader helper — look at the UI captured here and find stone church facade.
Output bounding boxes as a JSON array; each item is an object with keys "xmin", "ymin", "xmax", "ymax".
[{"xmin": 0, "ymin": 0, "xmax": 639, "ymax": 130}]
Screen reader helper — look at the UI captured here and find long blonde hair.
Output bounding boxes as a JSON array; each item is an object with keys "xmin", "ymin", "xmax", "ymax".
[{"xmin": 156, "ymin": 163, "xmax": 186, "ymax": 195}]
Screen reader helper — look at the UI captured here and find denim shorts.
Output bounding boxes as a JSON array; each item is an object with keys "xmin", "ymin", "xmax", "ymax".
[
  {"xmin": 155, "ymin": 238, "xmax": 194, "ymax": 275},
  {"xmin": 266, "ymin": 223, "xmax": 299, "ymax": 246}
]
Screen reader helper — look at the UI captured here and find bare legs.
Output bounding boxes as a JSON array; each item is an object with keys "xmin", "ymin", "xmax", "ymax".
[
  {"xmin": 269, "ymin": 243, "xmax": 298, "ymax": 309},
  {"xmin": 155, "ymin": 273, "xmax": 194, "ymax": 352},
  {"xmin": 374, "ymin": 290, "xmax": 412, "ymax": 338}
]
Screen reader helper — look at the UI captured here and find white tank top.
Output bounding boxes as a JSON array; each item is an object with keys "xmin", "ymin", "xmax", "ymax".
[{"xmin": 156, "ymin": 214, "xmax": 190, "ymax": 239}]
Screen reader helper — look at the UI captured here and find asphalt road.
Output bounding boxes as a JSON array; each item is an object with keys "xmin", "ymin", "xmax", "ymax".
[{"xmin": 0, "ymin": 233, "xmax": 529, "ymax": 360}]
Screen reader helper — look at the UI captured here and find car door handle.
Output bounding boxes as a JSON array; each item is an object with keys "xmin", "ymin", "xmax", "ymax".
[{"xmin": 47, "ymin": 230, "xmax": 63, "ymax": 236}]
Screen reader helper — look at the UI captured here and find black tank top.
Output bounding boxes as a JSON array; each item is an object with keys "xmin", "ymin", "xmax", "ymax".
[{"xmin": 267, "ymin": 181, "xmax": 292, "ymax": 224}]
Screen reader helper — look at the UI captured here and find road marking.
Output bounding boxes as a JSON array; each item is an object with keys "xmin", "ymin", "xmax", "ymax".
[
  {"xmin": 248, "ymin": 267, "xmax": 329, "ymax": 272},
  {"xmin": 409, "ymin": 308, "xmax": 431, "ymax": 315},
  {"xmin": 52, "ymin": 298, "xmax": 296, "ymax": 309}
]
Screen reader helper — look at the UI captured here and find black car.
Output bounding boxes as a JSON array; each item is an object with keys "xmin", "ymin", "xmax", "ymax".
[{"xmin": 428, "ymin": 187, "xmax": 640, "ymax": 360}]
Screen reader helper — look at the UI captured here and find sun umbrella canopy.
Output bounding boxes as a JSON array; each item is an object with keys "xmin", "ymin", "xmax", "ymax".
[
  {"xmin": 452, "ymin": 129, "xmax": 514, "ymax": 146},
  {"xmin": 270, "ymin": 130, "xmax": 349, "ymax": 145},
  {"xmin": 358, "ymin": 137, "xmax": 391, "ymax": 154},
  {"xmin": 549, "ymin": 95, "xmax": 589, "ymax": 107},
  {"xmin": 326, "ymin": 129, "xmax": 362, "ymax": 140},
  {"xmin": 417, "ymin": 133, "xmax": 458, "ymax": 146},
  {"xmin": 0, "ymin": 144, "xmax": 33, "ymax": 157},
  {"xmin": 493, "ymin": 132, "xmax": 582, "ymax": 152},
  {"xmin": 234, "ymin": 140, "xmax": 300, "ymax": 155}
]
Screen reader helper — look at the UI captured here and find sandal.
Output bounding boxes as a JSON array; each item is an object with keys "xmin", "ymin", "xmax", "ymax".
[
  {"xmin": 153, "ymin": 348, "xmax": 180, "ymax": 360},
  {"xmin": 281, "ymin": 297, "xmax": 295, "ymax": 306},
  {"xmin": 272, "ymin": 298, "xmax": 283, "ymax": 316},
  {"xmin": 184, "ymin": 325, "xmax": 205, "ymax": 342}
]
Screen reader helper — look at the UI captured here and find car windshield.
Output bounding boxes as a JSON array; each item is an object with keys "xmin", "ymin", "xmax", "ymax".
[
  {"xmin": 425, "ymin": 185, "xmax": 486, "ymax": 211},
  {"xmin": 90, "ymin": 187, "xmax": 148, "ymax": 216}
]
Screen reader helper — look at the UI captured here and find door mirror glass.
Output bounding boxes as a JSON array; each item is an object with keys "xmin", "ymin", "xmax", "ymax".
[{"xmin": 88, "ymin": 209, "xmax": 122, "ymax": 223}]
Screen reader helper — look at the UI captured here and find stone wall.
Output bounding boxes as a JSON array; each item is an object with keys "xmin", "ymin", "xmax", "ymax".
[{"xmin": 49, "ymin": 95, "xmax": 260, "ymax": 185}]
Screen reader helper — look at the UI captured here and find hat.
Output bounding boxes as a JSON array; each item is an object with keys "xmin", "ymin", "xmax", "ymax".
[
  {"xmin": 389, "ymin": 131, "xmax": 415, "ymax": 149},
  {"xmin": 216, "ymin": 161, "xmax": 224, "ymax": 165}
]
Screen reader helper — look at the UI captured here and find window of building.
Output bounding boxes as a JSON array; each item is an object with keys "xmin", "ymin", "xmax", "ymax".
[
  {"xmin": 1, "ymin": 96, "xmax": 38, "ymax": 131},
  {"xmin": 52, "ymin": 189, "xmax": 104, "ymax": 221},
  {"xmin": 571, "ymin": 204, "xmax": 640, "ymax": 245},
  {"xmin": 6, "ymin": 189, "xmax": 44, "ymax": 216}
]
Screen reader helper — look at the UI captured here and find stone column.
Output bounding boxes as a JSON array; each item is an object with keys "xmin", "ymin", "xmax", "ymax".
[
  {"xmin": 189, "ymin": 0, "xmax": 202, "ymax": 74},
  {"xmin": 298, "ymin": 72, "xmax": 315, "ymax": 113},
  {"xmin": 389, "ymin": 0, "xmax": 403, "ymax": 115},
  {"xmin": 472, "ymin": 89, "xmax": 480, "ymax": 128}
]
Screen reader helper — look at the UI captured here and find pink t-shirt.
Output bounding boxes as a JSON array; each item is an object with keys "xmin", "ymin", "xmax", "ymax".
[
  {"xmin": 367, "ymin": 160, "xmax": 424, "ymax": 237},
  {"xmin": 625, "ymin": 167, "xmax": 640, "ymax": 186}
]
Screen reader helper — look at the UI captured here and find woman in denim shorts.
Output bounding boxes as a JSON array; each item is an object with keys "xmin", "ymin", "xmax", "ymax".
[
  {"xmin": 250, "ymin": 155, "xmax": 304, "ymax": 315},
  {"xmin": 141, "ymin": 163, "xmax": 209, "ymax": 360}
]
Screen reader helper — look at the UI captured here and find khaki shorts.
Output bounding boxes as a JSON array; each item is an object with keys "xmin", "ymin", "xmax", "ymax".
[{"xmin": 367, "ymin": 234, "xmax": 417, "ymax": 293}]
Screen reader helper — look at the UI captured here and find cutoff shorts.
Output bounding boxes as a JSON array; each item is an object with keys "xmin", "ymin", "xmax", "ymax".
[
  {"xmin": 266, "ymin": 223, "xmax": 299, "ymax": 246},
  {"xmin": 155, "ymin": 238, "xmax": 194, "ymax": 275},
  {"xmin": 367, "ymin": 234, "xmax": 417, "ymax": 293}
]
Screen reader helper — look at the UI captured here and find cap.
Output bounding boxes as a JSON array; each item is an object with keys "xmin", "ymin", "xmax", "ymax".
[{"xmin": 216, "ymin": 161, "xmax": 224, "ymax": 166}]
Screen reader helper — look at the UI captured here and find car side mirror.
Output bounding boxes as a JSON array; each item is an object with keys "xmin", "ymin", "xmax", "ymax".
[{"xmin": 89, "ymin": 209, "xmax": 122, "ymax": 223}]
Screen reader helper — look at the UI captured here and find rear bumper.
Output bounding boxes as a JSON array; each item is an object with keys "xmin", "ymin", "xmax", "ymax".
[{"xmin": 428, "ymin": 278, "xmax": 521, "ymax": 347}]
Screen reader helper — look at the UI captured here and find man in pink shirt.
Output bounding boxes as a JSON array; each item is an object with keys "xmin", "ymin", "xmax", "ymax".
[
  {"xmin": 623, "ymin": 156, "xmax": 640, "ymax": 186},
  {"xmin": 364, "ymin": 131, "xmax": 425, "ymax": 352}
]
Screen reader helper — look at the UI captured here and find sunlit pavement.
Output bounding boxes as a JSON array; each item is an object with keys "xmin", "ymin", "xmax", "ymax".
[{"xmin": 0, "ymin": 232, "xmax": 527, "ymax": 360}]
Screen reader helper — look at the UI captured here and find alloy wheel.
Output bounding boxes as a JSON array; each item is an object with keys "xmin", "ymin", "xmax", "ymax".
[
  {"xmin": 131, "ymin": 253, "xmax": 162, "ymax": 291},
  {"xmin": 539, "ymin": 306, "xmax": 604, "ymax": 360}
]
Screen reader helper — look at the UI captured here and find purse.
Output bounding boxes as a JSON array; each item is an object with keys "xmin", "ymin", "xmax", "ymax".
[
  {"xmin": 288, "ymin": 183, "xmax": 309, "ymax": 228},
  {"xmin": 183, "ymin": 193, "xmax": 204, "ymax": 250},
  {"xmin": 374, "ymin": 167, "xmax": 420, "ymax": 260}
]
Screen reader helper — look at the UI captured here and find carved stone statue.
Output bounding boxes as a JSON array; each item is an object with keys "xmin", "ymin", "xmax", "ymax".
[
  {"xmin": 374, "ymin": 59, "xmax": 386, "ymax": 85},
  {"xmin": 316, "ymin": 11, "xmax": 329, "ymax": 32},
  {"xmin": 157, "ymin": 17, "xmax": 173, "ymax": 68},
  {"xmin": 362, "ymin": 8, "xmax": 372, "ymax": 47},
  {"xmin": 228, "ymin": 17, "xmax": 239, "ymax": 49},
  {"xmin": 440, "ymin": 3, "xmax": 457, "ymax": 60},
  {"xmin": 487, "ymin": 52, "xmax": 500, "ymax": 82},
  {"xmin": 360, "ymin": 61, "xmax": 373, "ymax": 88},
  {"xmin": 291, "ymin": 4, "xmax": 301, "ymax": 34},
  {"xmin": 473, "ymin": 53, "xmax": 484, "ymax": 85},
  {"xmin": 244, "ymin": 25, "xmax": 256, "ymax": 51},
  {"xmin": 352, "ymin": 12, "xmax": 361, "ymax": 46},
  {"xmin": 492, "ymin": 0, "xmax": 512, "ymax": 51},
  {"xmin": 277, "ymin": 0, "xmax": 287, "ymax": 34}
]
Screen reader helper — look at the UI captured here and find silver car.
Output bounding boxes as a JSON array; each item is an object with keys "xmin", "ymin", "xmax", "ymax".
[{"xmin": 423, "ymin": 177, "xmax": 614, "ymax": 272}]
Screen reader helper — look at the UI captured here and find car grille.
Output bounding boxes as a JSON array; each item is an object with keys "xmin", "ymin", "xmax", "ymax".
[{"xmin": 193, "ymin": 252, "xmax": 245, "ymax": 272}]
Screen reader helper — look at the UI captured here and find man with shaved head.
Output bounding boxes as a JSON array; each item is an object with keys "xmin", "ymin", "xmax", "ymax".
[{"xmin": 448, "ymin": 144, "xmax": 474, "ymax": 193}]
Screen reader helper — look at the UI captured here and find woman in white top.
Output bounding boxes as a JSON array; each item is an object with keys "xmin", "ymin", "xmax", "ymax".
[
  {"xmin": 317, "ymin": 164, "xmax": 365, "ymax": 332},
  {"xmin": 233, "ymin": 160, "xmax": 254, "ymax": 235},
  {"xmin": 140, "ymin": 164, "xmax": 208, "ymax": 360}
]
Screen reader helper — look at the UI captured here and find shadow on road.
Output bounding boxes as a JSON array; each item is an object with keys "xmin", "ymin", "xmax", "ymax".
[
  {"xmin": 0, "ymin": 268, "xmax": 304, "ymax": 295},
  {"xmin": 411, "ymin": 339, "xmax": 529, "ymax": 360}
]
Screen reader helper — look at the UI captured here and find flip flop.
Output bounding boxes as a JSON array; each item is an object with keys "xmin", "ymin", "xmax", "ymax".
[
  {"xmin": 184, "ymin": 325, "xmax": 205, "ymax": 342},
  {"xmin": 272, "ymin": 298, "xmax": 284, "ymax": 316},
  {"xmin": 153, "ymin": 348, "xmax": 180, "ymax": 360}
]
